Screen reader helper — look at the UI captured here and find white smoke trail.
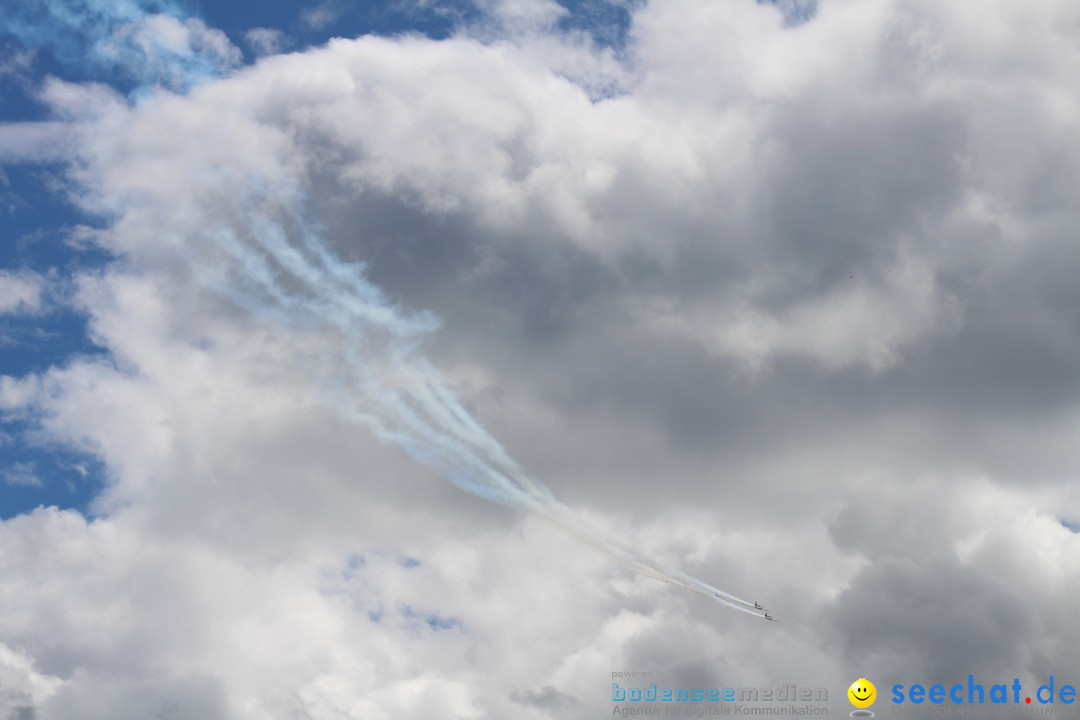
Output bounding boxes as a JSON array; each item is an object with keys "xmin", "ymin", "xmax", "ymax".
[
  {"xmin": 5, "ymin": 0, "xmax": 769, "ymax": 619},
  {"xmin": 177, "ymin": 194, "xmax": 769, "ymax": 618}
]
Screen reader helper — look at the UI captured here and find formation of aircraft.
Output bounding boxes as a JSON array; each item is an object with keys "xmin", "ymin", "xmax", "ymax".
[{"xmin": 714, "ymin": 593, "xmax": 776, "ymax": 621}]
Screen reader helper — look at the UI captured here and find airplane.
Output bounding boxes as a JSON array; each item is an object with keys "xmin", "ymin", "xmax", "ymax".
[
  {"xmin": 754, "ymin": 602, "xmax": 765, "ymax": 610},
  {"xmin": 764, "ymin": 612, "xmax": 779, "ymax": 622}
]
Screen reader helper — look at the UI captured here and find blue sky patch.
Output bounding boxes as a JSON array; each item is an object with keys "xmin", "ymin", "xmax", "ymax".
[
  {"xmin": 400, "ymin": 603, "xmax": 463, "ymax": 633},
  {"xmin": 554, "ymin": 0, "xmax": 641, "ymax": 49},
  {"xmin": 758, "ymin": 0, "xmax": 818, "ymax": 26},
  {"xmin": 0, "ymin": 425, "xmax": 106, "ymax": 519}
]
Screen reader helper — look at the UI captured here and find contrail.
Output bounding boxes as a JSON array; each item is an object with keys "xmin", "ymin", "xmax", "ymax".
[{"xmin": 5, "ymin": 0, "xmax": 769, "ymax": 619}]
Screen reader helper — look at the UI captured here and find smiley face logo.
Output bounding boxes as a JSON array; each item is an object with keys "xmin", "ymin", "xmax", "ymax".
[{"xmin": 848, "ymin": 678, "xmax": 876, "ymax": 709}]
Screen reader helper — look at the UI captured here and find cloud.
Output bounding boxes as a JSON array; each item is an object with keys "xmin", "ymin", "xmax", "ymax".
[
  {"xmin": 0, "ymin": 642, "xmax": 61, "ymax": 719},
  {"xmin": 107, "ymin": 14, "xmax": 242, "ymax": 89},
  {"xmin": 825, "ymin": 479, "xmax": 1080, "ymax": 682},
  {"xmin": 0, "ymin": 122, "xmax": 79, "ymax": 164},
  {"xmin": 0, "ymin": 271, "xmax": 46, "ymax": 314},
  {"xmin": 299, "ymin": 0, "xmax": 352, "ymax": 30},
  {"xmin": 2, "ymin": 463, "xmax": 42, "ymax": 488},
  {"xmin": 1, "ymin": 0, "xmax": 1079, "ymax": 717},
  {"xmin": 0, "ymin": 1, "xmax": 240, "ymax": 91},
  {"xmin": 634, "ymin": 252, "xmax": 963, "ymax": 373},
  {"xmin": 242, "ymin": 27, "xmax": 289, "ymax": 58},
  {"xmin": 0, "ymin": 375, "xmax": 40, "ymax": 410},
  {"xmin": 0, "ymin": 44, "xmax": 35, "ymax": 79},
  {"xmin": 476, "ymin": 0, "xmax": 568, "ymax": 35}
]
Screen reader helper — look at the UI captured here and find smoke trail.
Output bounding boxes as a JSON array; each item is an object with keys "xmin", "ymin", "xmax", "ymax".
[
  {"xmin": 5, "ymin": 1, "xmax": 768, "ymax": 619},
  {"xmin": 165, "ymin": 192, "xmax": 768, "ymax": 618}
]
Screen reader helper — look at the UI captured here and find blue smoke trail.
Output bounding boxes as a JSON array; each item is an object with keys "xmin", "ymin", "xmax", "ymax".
[{"xmin": 3, "ymin": 0, "xmax": 768, "ymax": 619}]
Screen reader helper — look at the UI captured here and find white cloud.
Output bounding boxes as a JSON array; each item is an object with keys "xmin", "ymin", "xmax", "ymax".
[
  {"xmin": 0, "ymin": 46, "xmax": 35, "ymax": 79},
  {"xmin": 243, "ymin": 27, "xmax": 290, "ymax": 57},
  {"xmin": 0, "ymin": 642, "xmax": 62, "ymax": 717},
  {"xmin": 0, "ymin": 374, "xmax": 40, "ymax": 411},
  {"xmin": 474, "ymin": 0, "xmax": 568, "ymax": 36},
  {"xmin": 638, "ymin": 250, "xmax": 963, "ymax": 373},
  {"xmin": 300, "ymin": 0, "xmax": 350, "ymax": 30},
  {"xmin": 60, "ymin": 5, "xmax": 1068, "ymax": 374},
  {"xmin": 2, "ymin": 463, "xmax": 42, "ymax": 488},
  {"xmin": 106, "ymin": 14, "xmax": 242, "ymax": 89},
  {"xmin": 0, "ymin": 121, "xmax": 79, "ymax": 164},
  {"xmin": 0, "ymin": 270, "xmax": 46, "ymax": 314}
]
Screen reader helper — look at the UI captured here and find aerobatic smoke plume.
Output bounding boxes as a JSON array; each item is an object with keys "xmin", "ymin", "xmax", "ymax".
[
  {"xmin": 194, "ymin": 199, "xmax": 765, "ymax": 616},
  {"xmin": 7, "ymin": 0, "xmax": 767, "ymax": 618}
]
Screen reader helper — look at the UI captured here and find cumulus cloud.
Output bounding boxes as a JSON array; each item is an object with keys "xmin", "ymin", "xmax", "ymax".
[{"xmin": 2, "ymin": 0, "xmax": 1079, "ymax": 717}]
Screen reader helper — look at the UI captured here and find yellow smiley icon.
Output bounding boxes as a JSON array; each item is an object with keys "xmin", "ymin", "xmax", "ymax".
[{"xmin": 848, "ymin": 678, "xmax": 876, "ymax": 709}]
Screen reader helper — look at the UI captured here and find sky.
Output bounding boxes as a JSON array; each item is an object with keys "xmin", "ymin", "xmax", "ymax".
[{"xmin": 1, "ymin": 0, "xmax": 1079, "ymax": 718}]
